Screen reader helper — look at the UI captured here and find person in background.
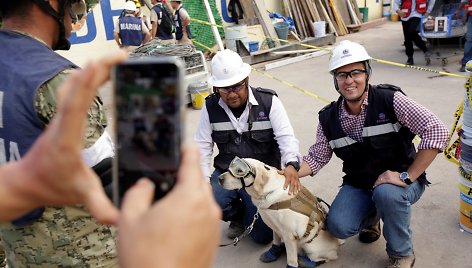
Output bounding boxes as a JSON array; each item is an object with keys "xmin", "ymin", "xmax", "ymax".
[
  {"xmin": 170, "ymin": 0, "xmax": 193, "ymax": 45},
  {"xmin": 298, "ymin": 40, "xmax": 448, "ymax": 268},
  {"xmin": 195, "ymin": 49, "xmax": 301, "ymax": 250},
  {"xmin": 114, "ymin": 1, "xmax": 150, "ymax": 52},
  {"xmin": 393, "ymin": 0, "xmax": 434, "ymax": 65},
  {"xmin": 150, "ymin": 0, "xmax": 175, "ymax": 45},
  {"xmin": 454, "ymin": 0, "xmax": 472, "ymax": 72}
]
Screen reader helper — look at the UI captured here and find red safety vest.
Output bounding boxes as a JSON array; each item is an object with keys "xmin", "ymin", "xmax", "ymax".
[{"xmin": 401, "ymin": 0, "xmax": 427, "ymax": 17}]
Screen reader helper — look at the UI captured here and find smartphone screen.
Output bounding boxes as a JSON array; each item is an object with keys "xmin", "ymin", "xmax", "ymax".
[{"xmin": 112, "ymin": 57, "xmax": 183, "ymax": 206}]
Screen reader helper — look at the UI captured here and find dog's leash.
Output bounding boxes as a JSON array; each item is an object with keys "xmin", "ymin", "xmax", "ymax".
[{"xmin": 219, "ymin": 210, "xmax": 260, "ymax": 247}]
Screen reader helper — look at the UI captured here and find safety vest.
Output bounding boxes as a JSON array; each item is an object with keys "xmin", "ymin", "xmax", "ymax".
[
  {"xmin": 206, "ymin": 87, "xmax": 281, "ymax": 171},
  {"xmin": 174, "ymin": 6, "xmax": 192, "ymax": 40},
  {"xmin": 400, "ymin": 0, "xmax": 427, "ymax": 17},
  {"xmin": 118, "ymin": 15, "xmax": 144, "ymax": 46},
  {"xmin": 151, "ymin": 4, "xmax": 174, "ymax": 40},
  {"xmin": 467, "ymin": 0, "xmax": 472, "ymax": 15},
  {"xmin": 0, "ymin": 30, "xmax": 77, "ymax": 225},
  {"xmin": 318, "ymin": 84, "xmax": 424, "ymax": 190}
]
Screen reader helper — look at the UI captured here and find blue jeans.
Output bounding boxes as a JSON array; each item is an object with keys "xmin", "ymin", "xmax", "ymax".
[
  {"xmin": 210, "ymin": 169, "xmax": 273, "ymax": 244},
  {"xmin": 462, "ymin": 17, "xmax": 472, "ymax": 65},
  {"xmin": 326, "ymin": 181, "xmax": 426, "ymax": 258}
]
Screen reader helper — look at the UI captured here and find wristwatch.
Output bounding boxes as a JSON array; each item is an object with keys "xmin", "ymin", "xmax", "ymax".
[
  {"xmin": 286, "ymin": 161, "xmax": 300, "ymax": 172},
  {"xmin": 399, "ymin": 171, "xmax": 413, "ymax": 185}
]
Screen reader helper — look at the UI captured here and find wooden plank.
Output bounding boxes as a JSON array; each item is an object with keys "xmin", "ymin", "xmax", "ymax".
[
  {"xmin": 253, "ymin": 0, "xmax": 280, "ymax": 46},
  {"xmin": 306, "ymin": 0, "xmax": 321, "ymax": 22},
  {"xmin": 346, "ymin": 0, "xmax": 362, "ymax": 25},
  {"xmin": 265, "ymin": 50, "xmax": 331, "ymax": 70},
  {"xmin": 321, "ymin": 0, "xmax": 341, "ymax": 34},
  {"xmin": 315, "ymin": 0, "xmax": 339, "ymax": 35},
  {"xmin": 329, "ymin": 0, "xmax": 348, "ymax": 35},
  {"xmin": 242, "ymin": 34, "xmax": 336, "ymax": 65},
  {"xmin": 283, "ymin": 0, "xmax": 300, "ymax": 36},
  {"xmin": 299, "ymin": 0, "xmax": 316, "ymax": 36},
  {"xmin": 293, "ymin": 0, "xmax": 308, "ymax": 37},
  {"xmin": 333, "ymin": 0, "xmax": 353, "ymax": 25},
  {"xmin": 289, "ymin": 0, "xmax": 304, "ymax": 37},
  {"xmin": 238, "ymin": 0, "xmax": 259, "ymax": 26},
  {"xmin": 349, "ymin": 0, "xmax": 363, "ymax": 23}
]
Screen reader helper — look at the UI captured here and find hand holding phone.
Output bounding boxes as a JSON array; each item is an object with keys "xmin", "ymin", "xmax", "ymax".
[{"xmin": 112, "ymin": 57, "xmax": 184, "ymax": 206}]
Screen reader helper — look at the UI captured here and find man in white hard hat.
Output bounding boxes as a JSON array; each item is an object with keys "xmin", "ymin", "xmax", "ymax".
[
  {"xmin": 114, "ymin": 1, "xmax": 150, "ymax": 52},
  {"xmin": 297, "ymin": 40, "xmax": 448, "ymax": 268},
  {"xmin": 195, "ymin": 49, "xmax": 301, "ymax": 247}
]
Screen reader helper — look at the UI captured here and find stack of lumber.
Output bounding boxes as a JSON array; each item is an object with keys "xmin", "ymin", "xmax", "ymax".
[
  {"xmin": 230, "ymin": 0, "xmax": 363, "ymax": 45},
  {"xmin": 283, "ymin": 0, "xmax": 362, "ymax": 37}
]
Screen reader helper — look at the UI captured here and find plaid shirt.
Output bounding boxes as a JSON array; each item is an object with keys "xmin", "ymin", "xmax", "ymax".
[{"xmin": 303, "ymin": 90, "xmax": 449, "ymax": 175}]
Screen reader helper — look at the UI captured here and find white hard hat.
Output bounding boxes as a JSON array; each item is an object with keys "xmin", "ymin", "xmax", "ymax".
[
  {"xmin": 328, "ymin": 40, "xmax": 371, "ymax": 73},
  {"xmin": 208, "ymin": 49, "xmax": 251, "ymax": 87},
  {"xmin": 124, "ymin": 1, "xmax": 137, "ymax": 11}
]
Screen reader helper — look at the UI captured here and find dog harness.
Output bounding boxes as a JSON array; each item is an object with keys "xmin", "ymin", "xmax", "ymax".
[{"xmin": 267, "ymin": 186, "xmax": 327, "ymax": 242}]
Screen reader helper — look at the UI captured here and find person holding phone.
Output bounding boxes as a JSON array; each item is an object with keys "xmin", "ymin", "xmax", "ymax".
[
  {"xmin": 0, "ymin": 0, "xmax": 118, "ymax": 266},
  {"xmin": 0, "ymin": 52, "xmax": 222, "ymax": 268},
  {"xmin": 195, "ymin": 49, "xmax": 301, "ymax": 249}
]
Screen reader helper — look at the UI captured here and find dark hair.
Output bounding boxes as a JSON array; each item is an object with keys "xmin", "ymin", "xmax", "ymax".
[{"xmin": 0, "ymin": 0, "xmax": 32, "ymax": 20}]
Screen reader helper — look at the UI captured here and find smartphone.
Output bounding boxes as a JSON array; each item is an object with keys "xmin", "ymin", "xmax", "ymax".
[{"xmin": 112, "ymin": 57, "xmax": 184, "ymax": 206}]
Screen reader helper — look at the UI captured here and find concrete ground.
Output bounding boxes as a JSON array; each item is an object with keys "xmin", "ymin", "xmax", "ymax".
[
  {"xmin": 184, "ymin": 21, "xmax": 471, "ymax": 268},
  {"xmin": 93, "ymin": 20, "xmax": 471, "ymax": 268}
]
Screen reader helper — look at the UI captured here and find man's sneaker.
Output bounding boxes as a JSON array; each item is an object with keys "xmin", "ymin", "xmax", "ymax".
[
  {"xmin": 406, "ymin": 57, "xmax": 414, "ymax": 65},
  {"xmin": 386, "ymin": 253, "xmax": 415, "ymax": 268},
  {"xmin": 226, "ymin": 221, "xmax": 245, "ymax": 239},
  {"xmin": 359, "ymin": 220, "xmax": 381, "ymax": 243},
  {"xmin": 460, "ymin": 64, "xmax": 466, "ymax": 72},
  {"xmin": 259, "ymin": 244, "xmax": 284, "ymax": 263},
  {"xmin": 424, "ymin": 50, "xmax": 432, "ymax": 59}
]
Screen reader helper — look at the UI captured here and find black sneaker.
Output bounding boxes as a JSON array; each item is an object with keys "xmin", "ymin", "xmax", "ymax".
[
  {"xmin": 406, "ymin": 58, "xmax": 414, "ymax": 65},
  {"xmin": 460, "ymin": 64, "xmax": 466, "ymax": 72}
]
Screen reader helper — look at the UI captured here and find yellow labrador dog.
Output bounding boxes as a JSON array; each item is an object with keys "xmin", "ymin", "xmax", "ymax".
[{"xmin": 219, "ymin": 157, "xmax": 342, "ymax": 268}]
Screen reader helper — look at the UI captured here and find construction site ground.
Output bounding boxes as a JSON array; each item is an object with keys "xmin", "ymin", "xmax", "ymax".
[
  {"xmin": 191, "ymin": 21, "xmax": 470, "ymax": 268},
  {"xmin": 94, "ymin": 20, "xmax": 471, "ymax": 268}
]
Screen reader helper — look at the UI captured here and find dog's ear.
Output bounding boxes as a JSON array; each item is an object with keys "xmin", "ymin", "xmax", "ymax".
[{"xmin": 253, "ymin": 165, "xmax": 270, "ymax": 194}]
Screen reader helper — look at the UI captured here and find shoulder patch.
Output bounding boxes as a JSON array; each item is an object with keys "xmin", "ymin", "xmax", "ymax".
[
  {"xmin": 318, "ymin": 101, "xmax": 336, "ymax": 114},
  {"xmin": 205, "ymin": 92, "xmax": 219, "ymax": 100},
  {"xmin": 376, "ymin": 83, "xmax": 401, "ymax": 91},
  {"xmin": 255, "ymin": 87, "xmax": 278, "ymax": 97},
  {"xmin": 375, "ymin": 83, "xmax": 407, "ymax": 96}
]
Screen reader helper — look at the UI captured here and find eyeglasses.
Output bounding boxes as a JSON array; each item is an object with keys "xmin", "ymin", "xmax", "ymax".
[
  {"xmin": 334, "ymin": 69, "xmax": 367, "ymax": 82},
  {"xmin": 215, "ymin": 81, "xmax": 246, "ymax": 94}
]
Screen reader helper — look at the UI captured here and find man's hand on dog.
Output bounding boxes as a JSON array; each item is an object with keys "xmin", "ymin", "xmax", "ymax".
[{"xmin": 278, "ymin": 166, "xmax": 300, "ymax": 195}]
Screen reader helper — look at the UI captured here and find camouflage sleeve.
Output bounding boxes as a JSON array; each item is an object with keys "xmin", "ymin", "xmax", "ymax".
[{"xmin": 35, "ymin": 69, "xmax": 108, "ymax": 148}]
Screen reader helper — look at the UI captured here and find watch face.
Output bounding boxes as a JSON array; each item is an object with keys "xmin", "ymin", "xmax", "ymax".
[{"xmin": 400, "ymin": 172, "xmax": 408, "ymax": 180}]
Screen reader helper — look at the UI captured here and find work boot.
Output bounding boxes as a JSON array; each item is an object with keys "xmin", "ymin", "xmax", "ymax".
[
  {"xmin": 460, "ymin": 64, "xmax": 466, "ymax": 72},
  {"xmin": 226, "ymin": 220, "xmax": 244, "ymax": 239},
  {"xmin": 259, "ymin": 243, "xmax": 284, "ymax": 263},
  {"xmin": 359, "ymin": 220, "xmax": 381, "ymax": 243},
  {"xmin": 406, "ymin": 57, "xmax": 414, "ymax": 65},
  {"xmin": 424, "ymin": 50, "xmax": 432, "ymax": 60},
  {"xmin": 385, "ymin": 253, "xmax": 415, "ymax": 268}
]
